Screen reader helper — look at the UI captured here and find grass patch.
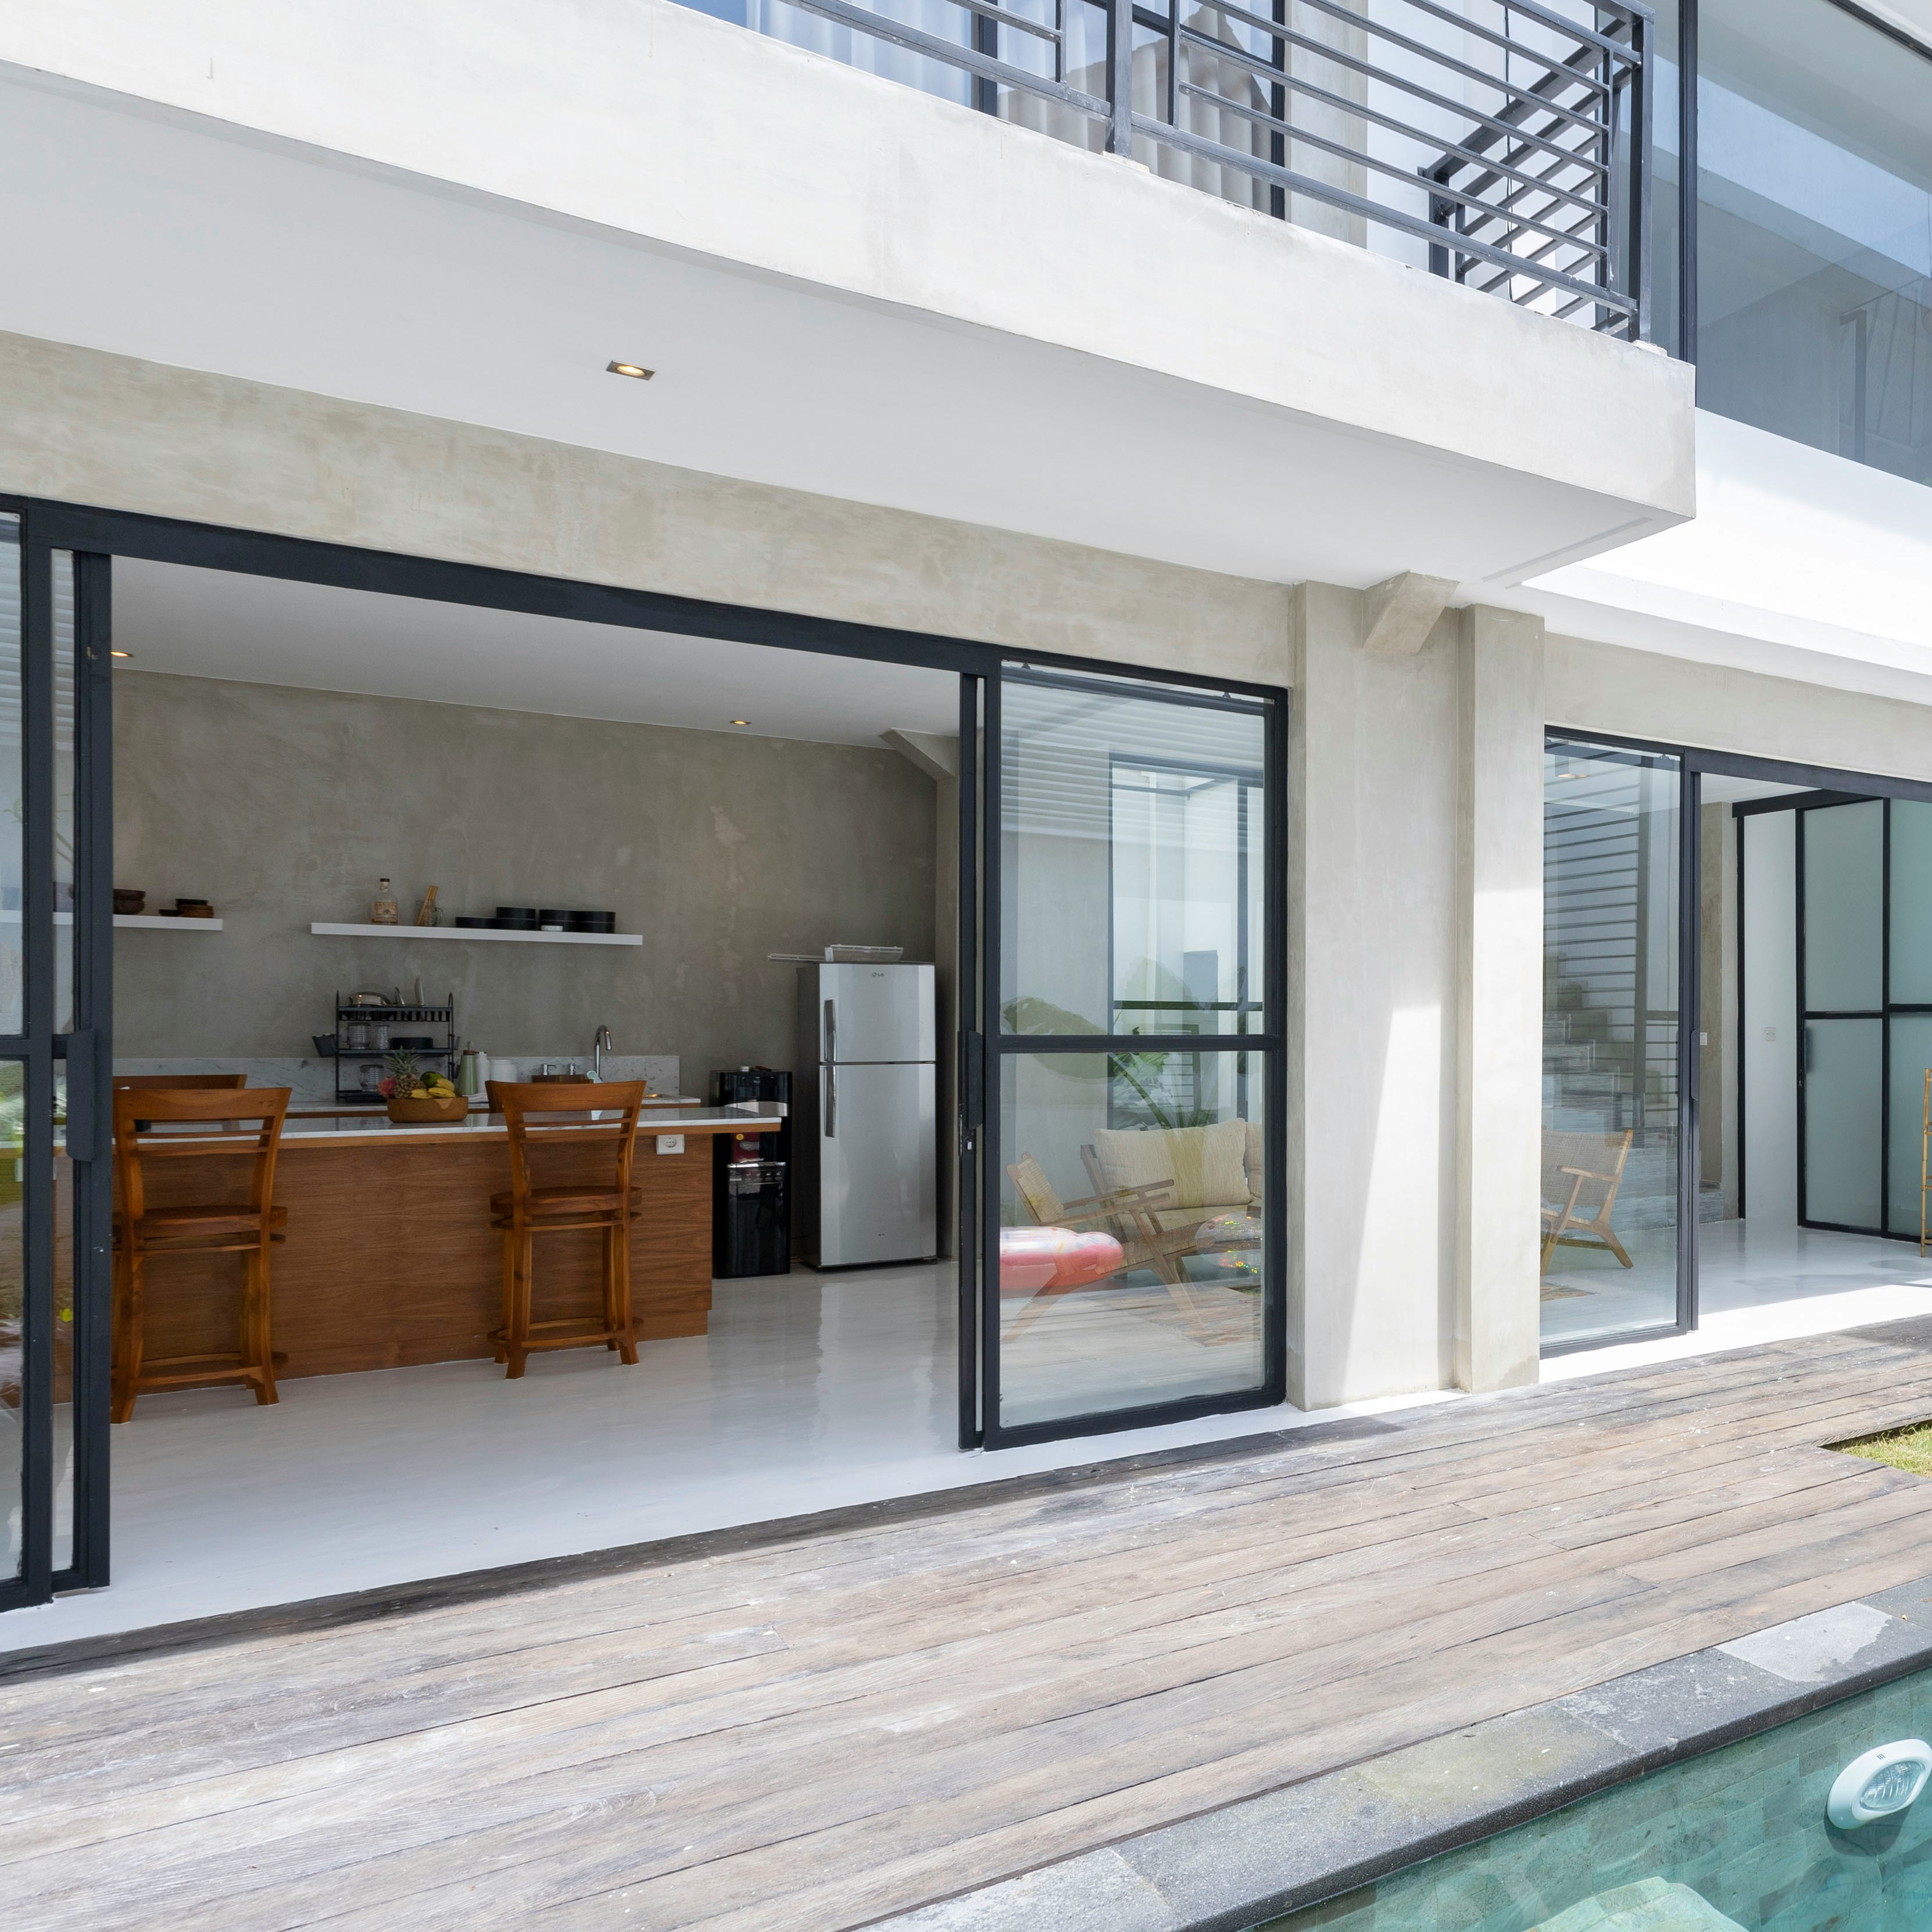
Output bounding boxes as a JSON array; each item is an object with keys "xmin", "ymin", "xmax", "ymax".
[{"xmin": 1833, "ymin": 1420, "xmax": 1932, "ymax": 1477}]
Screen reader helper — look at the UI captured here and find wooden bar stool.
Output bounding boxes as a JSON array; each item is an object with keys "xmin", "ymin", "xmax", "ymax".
[
  {"xmin": 486, "ymin": 1080, "xmax": 647, "ymax": 1378},
  {"xmin": 111, "ymin": 1084, "xmax": 291, "ymax": 1423}
]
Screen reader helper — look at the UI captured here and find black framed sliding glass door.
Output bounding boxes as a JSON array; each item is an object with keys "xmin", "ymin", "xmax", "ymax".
[
  {"xmin": 0, "ymin": 518, "xmax": 111, "ymax": 1609},
  {"xmin": 982, "ymin": 664, "xmax": 1285, "ymax": 1447},
  {"xmin": 1792, "ymin": 795, "xmax": 1932, "ymax": 1241}
]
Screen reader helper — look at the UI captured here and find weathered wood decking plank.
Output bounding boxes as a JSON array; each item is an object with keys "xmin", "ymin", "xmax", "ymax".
[{"xmin": 9, "ymin": 1322, "xmax": 1932, "ymax": 1930}]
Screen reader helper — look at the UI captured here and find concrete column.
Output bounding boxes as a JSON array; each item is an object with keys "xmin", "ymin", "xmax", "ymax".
[
  {"xmin": 1289, "ymin": 582, "xmax": 1458, "ymax": 1410},
  {"xmin": 1454, "ymin": 606, "xmax": 1545, "ymax": 1393}
]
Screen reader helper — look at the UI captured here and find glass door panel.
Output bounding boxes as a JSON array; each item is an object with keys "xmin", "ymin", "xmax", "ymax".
[
  {"xmin": 1888, "ymin": 1015, "xmax": 1932, "ymax": 1237},
  {"xmin": 1541, "ymin": 739, "xmax": 1684, "ymax": 1348},
  {"xmin": 1891, "ymin": 803, "xmax": 1932, "ymax": 1004},
  {"xmin": 998, "ymin": 1050, "xmax": 1266, "ymax": 1432},
  {"xmin": 989, "ymin": 669, "xmax": 1279, "ymax": 1443},
  {"xmin": 1802, "ymin": 801, "xmax": 1883, "ymax": 1014},
  {"xmin": 1802, "ymin": 1018, "xmax": 1883, "ymax": 1229}
]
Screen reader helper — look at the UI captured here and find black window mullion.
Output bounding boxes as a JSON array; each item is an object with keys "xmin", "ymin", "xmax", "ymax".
[
  {"xmin": 59, "ymin": 549, "xmax": 112, "ymax": 1590},
  {"xmin": 13, "ymin": 541, "xmax": 55, "ymax": 1607},
  {"xmin": 978, "ymin": 670, "xmax": 1004, "ymax": 1450}
]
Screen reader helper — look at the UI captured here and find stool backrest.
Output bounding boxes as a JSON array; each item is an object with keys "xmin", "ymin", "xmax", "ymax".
[
  {"xmin": 112, "ymin": 1086, "xmax": 292, "ymax": 1228},
  {"xmin": 488, "ymin": 1081, "xmax": 647, "ymax": 1210},
  {"xmin": 112, "ymin": 1074, "xmax": 249, "ymax": 1092}
]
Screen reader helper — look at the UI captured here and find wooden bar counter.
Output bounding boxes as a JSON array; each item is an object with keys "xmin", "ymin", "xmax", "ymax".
[{"xmin": 120, "ymin": 1103, "xmax": 780, "ymax": 1382}]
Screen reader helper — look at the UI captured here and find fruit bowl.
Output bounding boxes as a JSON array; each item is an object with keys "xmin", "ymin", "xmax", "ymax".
[{"xmin": 385, "ymin": 1093, "xmax": 469, "ymax": 1125}]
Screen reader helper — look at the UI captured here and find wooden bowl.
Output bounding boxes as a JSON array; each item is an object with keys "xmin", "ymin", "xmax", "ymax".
[{"xmin": 385, "ymin": 1093, "xmax": 469, "ymax": 1125}]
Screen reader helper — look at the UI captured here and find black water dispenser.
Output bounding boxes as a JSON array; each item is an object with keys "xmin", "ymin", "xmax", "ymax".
[{"xmin": 711, "ymin": 1067, "xmax": 791, "ymax": 1278}]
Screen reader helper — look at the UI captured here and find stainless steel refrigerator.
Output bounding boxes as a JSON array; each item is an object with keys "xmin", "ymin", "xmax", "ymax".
[{"xmin": 795, "ymin": 963, "xmax": 936, "ymax": 1268}]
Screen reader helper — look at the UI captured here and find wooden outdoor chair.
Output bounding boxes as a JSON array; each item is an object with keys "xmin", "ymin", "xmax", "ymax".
[
  {"xmin": 1004, "ymin": 1153, "xmax": 1206, "ymax": 1328},
  {"xmin": 1540, "ymin": 1129, "xmax": 1634, "ymax": 1274}
]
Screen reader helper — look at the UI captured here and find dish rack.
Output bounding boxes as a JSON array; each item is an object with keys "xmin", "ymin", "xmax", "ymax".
[{"xmin": 332, "ymin": 993, "xmax": 458, "ymax": 1104}]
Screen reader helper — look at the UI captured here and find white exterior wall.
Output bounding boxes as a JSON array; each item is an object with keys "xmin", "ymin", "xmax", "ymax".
[{"xmin": 0, "ymin": 0, "xmax": 1693, "ymax": 539}]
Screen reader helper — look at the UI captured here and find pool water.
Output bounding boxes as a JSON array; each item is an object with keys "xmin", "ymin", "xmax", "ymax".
[{"xmin": 1260, "ymin": 1665, "xmax": 1932, "ymax": 1932}]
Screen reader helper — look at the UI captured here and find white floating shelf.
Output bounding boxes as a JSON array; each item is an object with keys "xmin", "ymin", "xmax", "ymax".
[
  {"xmin": 310, "ymin": 921, "xmax": 642, "ymax": 949},
  {"xmin": 0, "ymin": 911, "xmax": 223, "ymax": 930}
]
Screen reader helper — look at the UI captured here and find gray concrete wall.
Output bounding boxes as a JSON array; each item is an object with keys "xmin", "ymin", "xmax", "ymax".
[
  {"xmin": 0, "ymin": 333, "xmax": 1293, "ymax": 692},
  {"xmin": 112, "ymin": 671, "xmax": 936, "ymax": 1082},
  {"xmin": 1455, "ymin": 606, "xmax": 1545, "ymax": 1394},
  {"xmin": 1547, "ymin": 635, "xmax": 1932, "ymax": 782},
  {"xmin": 1287, "ymin": 584, "xmax": 1460, "ymax": 1407}
]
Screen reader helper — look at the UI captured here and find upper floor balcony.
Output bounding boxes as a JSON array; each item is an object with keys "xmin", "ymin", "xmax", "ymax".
[
  {"xmin": 0, "ymin": 0, "xmax": 1694, "ymax": 593},
  {"xmin": 719, "ymin": 0, "xmax": 1659, "ymax": 344}
]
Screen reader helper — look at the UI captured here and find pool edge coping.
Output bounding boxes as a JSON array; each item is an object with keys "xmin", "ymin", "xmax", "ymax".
[{"xmin": 868, "ymin": 1573, "xmax": 1932, "ymax": 1932}]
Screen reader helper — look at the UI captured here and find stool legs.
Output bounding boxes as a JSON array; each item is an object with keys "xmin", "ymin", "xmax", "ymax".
[
  {"xmin": 110, "ymin": 1239, "xmax": 278, "ymax": 1422},
  {"xmin": 495, "ymin": 1213, "xmax": 636, "ymax": 1378},
  {"xmin": 611, "ymin": 1219, "xmax": 639, "ymax": 1366},
  {"xmin": 110, "ymin": 1244, "xmax": 141, "ymax": 1426},
  {"xmin": 501, "ymin": 1222, "xmax": 534, "ymax": 1380},
  {"xmin": 244, "ymin": 1243, "xmax": 278, "ymax": 1407}
]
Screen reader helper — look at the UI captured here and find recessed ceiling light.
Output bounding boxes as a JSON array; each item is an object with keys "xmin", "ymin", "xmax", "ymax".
[
  {"xmin": 110, "ymin": 649, "xmax": 132, "ymax": 659},
  {"xmin": 729, "ymin": 718, "xmax": 749, "ymax": 727},
  {"xmin": 606, "ymin": 360, "xmax": 654, "ymax": 381}
]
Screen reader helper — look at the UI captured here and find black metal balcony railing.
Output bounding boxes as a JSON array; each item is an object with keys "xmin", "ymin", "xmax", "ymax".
[{"xmin": 759, "ymin": 0, "xmax": 1652, "ymax": 340}]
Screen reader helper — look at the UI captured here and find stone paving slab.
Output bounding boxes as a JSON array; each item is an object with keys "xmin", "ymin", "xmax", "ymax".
[{"xmin": 874, "ymin": 1570, "xmax": 1932, "ymax": 1932}]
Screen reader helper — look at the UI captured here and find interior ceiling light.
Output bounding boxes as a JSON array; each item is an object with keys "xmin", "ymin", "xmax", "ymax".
[
  {"xmin": 110, "ymin": 649, "xmax": 131, "ymax": 659},
  {"xmin": 729, "ymin": 719, "xmax": 749, "ymax": 727},
  {"xmin": 606, "ymin": 360, "xmax": 655, "ymax": 381}
]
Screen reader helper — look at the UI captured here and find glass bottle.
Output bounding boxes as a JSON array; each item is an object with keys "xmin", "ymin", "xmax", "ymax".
[{"xmin": 371, "ymin": 878, "xmax": 399, "ymax": 925}]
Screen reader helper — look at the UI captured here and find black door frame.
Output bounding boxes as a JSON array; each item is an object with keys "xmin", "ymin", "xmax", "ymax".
[
  {"xmin": 1734, "ymin": 788, "xmax": 1932, "ymax": 1243},
  {"xmin": 1, "ymin": 525, "xmax": 113, "ymax": 1609},
  {"xmin": 3, "ymin": 498, "xmax": 1289, "ymax": 1562},
  {"xmin": 980, "ymin": 661, "xmax": 1288, "ymax": 1450},
  {"xmin": 1540, "ymin": 724, "xmax": 1932, "ymax": 1359}
]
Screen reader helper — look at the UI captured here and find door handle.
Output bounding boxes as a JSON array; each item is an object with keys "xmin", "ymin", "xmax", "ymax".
[
  {"xmin": 62, "ymin": 1029, "xmax": 98, "ymax": 1164},
  {"xmin": 824, "ymin": 997, "xmax": 837, "ymax": 1065},
  {"xmin": 825, "ymin": 1064, "xmax": 837, "ymax": 1139}
]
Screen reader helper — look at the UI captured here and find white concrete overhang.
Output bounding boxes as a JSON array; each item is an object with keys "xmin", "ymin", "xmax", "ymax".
[
  {"xmin": 1500, "ymin": 411, "xmax": 1932, "ymax": 707},
  {"xmin": 0, "ymin": 0, "xmax": 1694, "ymax": 589}
]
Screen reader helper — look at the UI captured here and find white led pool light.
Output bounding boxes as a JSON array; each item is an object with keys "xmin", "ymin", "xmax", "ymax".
[{"xmin": 1827, "ymin": 1740, "xmax": 1932, "ymax": 1829}]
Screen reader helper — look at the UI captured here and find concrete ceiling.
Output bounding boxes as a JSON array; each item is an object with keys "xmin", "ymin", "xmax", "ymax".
[
  {"xmin": 0, "ymin": 62, "xmax": 1661, "ymax": 592},
  {"xmin": 113, "ymin": 558, "xmax": 961, "ymax": 746}
]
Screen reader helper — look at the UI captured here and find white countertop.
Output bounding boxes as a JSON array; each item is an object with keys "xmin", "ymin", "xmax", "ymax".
[{"xmin": 139, "ymin": 1101, "xmax": 787, "ymax": 1146}]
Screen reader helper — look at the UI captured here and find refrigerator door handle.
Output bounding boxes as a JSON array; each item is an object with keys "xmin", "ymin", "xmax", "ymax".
[
  {"xmin": 824, "ymin": 997, "xmax": 837, "ymax": 1065},
  {"xmin": 825, "ymin": 1062, "xmax": 837, "ymax": 1139}
]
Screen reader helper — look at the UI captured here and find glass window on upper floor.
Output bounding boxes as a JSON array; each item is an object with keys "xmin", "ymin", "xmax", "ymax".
[{"xmin": 1696, "ymin": 0, "xmax": 1932, "ymax": 488}]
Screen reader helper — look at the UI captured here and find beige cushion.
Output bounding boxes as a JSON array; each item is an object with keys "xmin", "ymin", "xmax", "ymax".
[
  {"xmin": 1092, "ymin": 1121, "xmax": 1250, "ymax": 1213},
  {"xmin": 1246, "ymin": 1119, "xmax": 1265, "ymax": 1210}
]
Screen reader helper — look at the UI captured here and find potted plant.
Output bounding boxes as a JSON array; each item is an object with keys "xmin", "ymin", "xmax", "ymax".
[{"xmin": 382, "ymin": 1050, "xmax": 467, "ymax": 1124}]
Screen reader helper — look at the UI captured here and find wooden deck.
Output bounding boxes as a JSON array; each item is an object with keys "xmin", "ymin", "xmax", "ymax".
[{"xmin": 12, "ymin": 1319, "xmax": 1932, "ymax": 1930}]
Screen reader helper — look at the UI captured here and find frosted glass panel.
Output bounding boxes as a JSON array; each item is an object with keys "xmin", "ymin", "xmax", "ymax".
[
  {"xmin": 1804, "ymin": 803, "xmax": 1882, "ymax": 1013},
  {"xmin": 1805, "ymin": 1018, "xmax": 1882, "ymax": 1228},
  {"xmin": 1890, "ymin": 1016, "xmax": 1932, "ymax": 1234},
  {"xmin": 1893, "ymin": 803, "xmax": 1932, "ymax": 1004}
]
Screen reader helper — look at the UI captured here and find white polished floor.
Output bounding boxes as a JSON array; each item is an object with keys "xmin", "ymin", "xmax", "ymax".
[
  {"xmin": 1543, "ymin": 1218, "xmax": 1932, "ymax": 1380},
  {"xmin": 3, "ymin": 1262, "xmax": 1445, "ymax": 1654}
]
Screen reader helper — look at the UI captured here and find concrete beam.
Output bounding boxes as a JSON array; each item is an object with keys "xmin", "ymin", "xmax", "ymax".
[
  {"xmin": 1361, "ymin": 573, "xmax": 1458, "ymax": 659},
  {"xmin": 1454, "ymin": 604, "xmax": 1545, "ymax": 1394},
  {"xmin": 881, "ymin": 730, "xmax": 958, "ymax": 782}
]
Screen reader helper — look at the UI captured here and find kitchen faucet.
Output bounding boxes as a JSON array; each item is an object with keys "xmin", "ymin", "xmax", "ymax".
[{"xmin": 591, "ymin": 1024, "xmax": 613, "ymax": 1082}]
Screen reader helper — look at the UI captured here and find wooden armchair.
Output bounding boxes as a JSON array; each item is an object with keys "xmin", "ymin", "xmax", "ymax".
[
  {"xmin": 1005, "ymin": 1153, "xmax": 1205, "ymax": 1324},
  {"xmin": 1540, "ymin": 1129, "xmax": 1634, "ymax": 1273}
]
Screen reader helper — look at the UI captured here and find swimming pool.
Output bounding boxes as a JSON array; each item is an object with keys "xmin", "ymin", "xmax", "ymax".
[{"xmin": 1258, "ymin": 1663, "xmax": 1932, "ymax": 1932}]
